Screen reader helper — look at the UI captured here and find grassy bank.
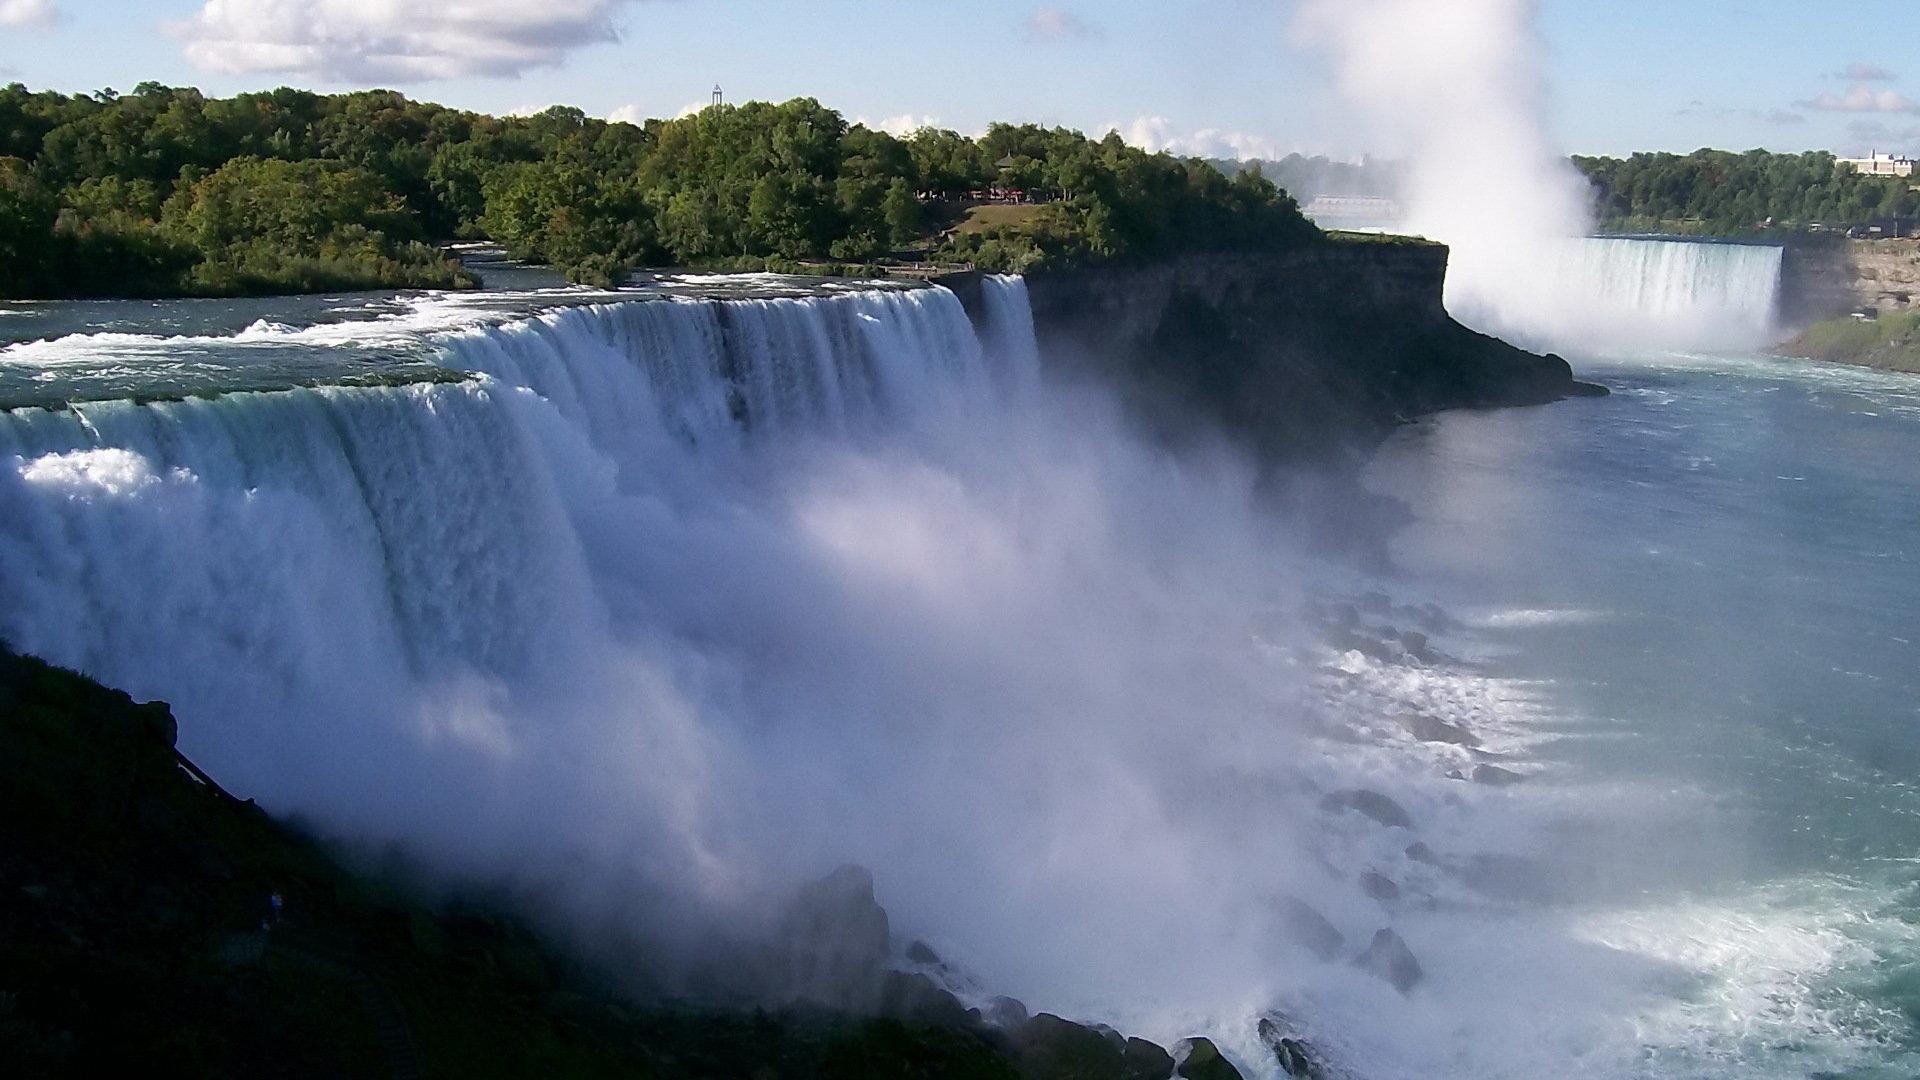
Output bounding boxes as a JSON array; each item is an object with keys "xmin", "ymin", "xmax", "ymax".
[{"xmin": 1781, "ymin": 311, "xmax": 1920, "ymax": 374}]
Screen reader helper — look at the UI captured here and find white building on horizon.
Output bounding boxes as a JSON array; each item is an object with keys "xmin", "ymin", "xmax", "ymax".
[{"xmin": 1839, "ymin": 150, "xmax": 1917, "ymax": 178}]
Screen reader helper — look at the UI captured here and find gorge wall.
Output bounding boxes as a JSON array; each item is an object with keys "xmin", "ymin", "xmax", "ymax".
[
  {"xmin": 1780, "ymin": 237, "xmax": 1920, "ymax": 328},
  {"xmin": 945, "ymin": 242, "xmax": 1599, "ymax": 462}
]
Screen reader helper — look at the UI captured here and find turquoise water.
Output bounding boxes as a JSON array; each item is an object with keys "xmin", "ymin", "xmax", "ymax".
[{"xmin": 1369, "ymin": 350, "xmax": 1920, "ymax": 1076}]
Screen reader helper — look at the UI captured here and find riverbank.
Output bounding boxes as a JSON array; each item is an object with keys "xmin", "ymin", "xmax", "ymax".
[{"xmin": 1780, "ymin": 310, "xmax": 1920, "ymax": 374}]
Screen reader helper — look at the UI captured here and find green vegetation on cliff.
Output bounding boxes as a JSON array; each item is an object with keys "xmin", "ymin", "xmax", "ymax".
[
  {"xmin": 1574, "ymin": 149, "xmax": 1920, "ymax": 236},
  {"xmin": 0, "ymin": 83, "xmax": 1320, "ymax": 297},
  {"xmin": 1782, "ymin": 311, "xmax": 1920, "ymax": 373}
]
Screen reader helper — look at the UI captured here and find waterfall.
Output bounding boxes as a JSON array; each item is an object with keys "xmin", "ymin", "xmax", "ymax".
[
  {"xmin": 1452, "ymin": 236, "xmax": 1786, "ymax": 353},
  {"xmin": 0, "ymin": 283, "xmax": 1029, "ymax": 800}
]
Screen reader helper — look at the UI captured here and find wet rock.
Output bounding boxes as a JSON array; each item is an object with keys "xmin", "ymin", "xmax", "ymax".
[
  {"xmin": 774, "ymin": 864, "xmax": 891, "ymax": 1010},
  {"xmin": 1014, "ymin": 1013, "xmax": 1127, "ymax": 1078},
  {"xmin": 1472, "ymin": 764, "xmax": 1525, "ymax": 786},
  {"xmin": 134, "ymin": 700, "xmax": 178, "ymax": 749},
  {"xmin": 905, "ymin": 939, "xmax": 941, "ymax": 966},
  {"xmin": 1174, "ymin": 1037, "xmax": 1244, "ymax": 1080},
  {"xmin": 1123, "ymin": 1036, "xmax": 1176, "ymax": 1080},
  {"xmin": 1319, "ymin": 789, "xmax": 1414, "ymax": 829},
  {"xmin": 1404, "ymin": 841, "xmax": 1439, "ymax": 865},
  {"xmin": 1355, "ymin": 928, "xmax": 1424, "ymax": 994},
  {"xmin": 984, "ymin": 994, "xmax": 1031, "ymax": 1029},
  {"xmin": 878, "ymin": 970, "xmax": 971, "ymax": 1026},
  {"xmin": 1359, "ymin": 870, "xmax": 1402, "ymax": 903},
  {"xmin": 1400, "ymin": 712, "xmax": 1479, "ymax": 747},
  {"xmin": 1398, "ymin": 629, "xmax": 1438, "ymax": 662},
  {"xmin": 1256, "ymin": 1017, "xmax": 1324, "ymax": 1079},
  {"xmin": 1277, "ymin": 896, "xmax": 1345, "ymax": 961}
]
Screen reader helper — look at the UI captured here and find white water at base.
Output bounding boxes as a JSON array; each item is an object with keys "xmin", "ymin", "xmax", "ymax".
[
  {"xmin": 1449, "ymin": 236, "xmax": 1786, "ymax": 354},
  {"xmin": 0, "ymin": 275, "xmax": 1900, "ymax": 1079}
]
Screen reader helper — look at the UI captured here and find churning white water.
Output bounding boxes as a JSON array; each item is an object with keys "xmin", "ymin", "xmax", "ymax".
[{"xmin": 2, "ymin": 276, "xmax": 1911, "ymax": 1078}]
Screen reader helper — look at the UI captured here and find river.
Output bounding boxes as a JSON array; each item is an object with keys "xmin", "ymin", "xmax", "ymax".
[{"xmin": 3, "ymin": 258, "xmax": 1918, "ymax": 1078}]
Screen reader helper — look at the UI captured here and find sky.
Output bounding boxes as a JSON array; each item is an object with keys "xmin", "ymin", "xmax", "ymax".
[{"xmin": 3, "ymin": 0, "xmax": 1919, "ymax": 160}]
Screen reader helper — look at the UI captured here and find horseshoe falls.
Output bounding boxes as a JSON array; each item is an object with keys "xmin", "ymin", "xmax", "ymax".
[
  {"xmin": 1450, "ymin": 236, "xmax": 1787, "ymax": 352},
  {"xmin": 6, "ymin": 273, "xmax": 1920, "ymax": 1080}
]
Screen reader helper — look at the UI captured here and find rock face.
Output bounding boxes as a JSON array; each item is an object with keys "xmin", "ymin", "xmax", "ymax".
[
  {"xmin": 949, "ymin": 244, "xmax": 1602, "ymax": 463},
  {"xmin": 1356, "ymin": 928, "xmax": 1425, "ymax": 994}
]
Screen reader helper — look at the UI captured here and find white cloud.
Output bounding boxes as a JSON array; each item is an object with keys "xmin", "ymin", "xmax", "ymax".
[
  {"xmin": 173, "ymin": 0, "xmax": 640, "ymax": 82},
  {"xmin": 1799, "ymin": 85, "xmax": 1920, "ymax": 115},
  {"xmin": 607, "ymin": 101, "xmax": 710, "ymax": 125},
  {"xmin": 1023, "ymin": 7, "xmax": 1097, "ymax": 42},
  {"xmin": 1834, "ymin": 63, "xmax": 1897, "ymax": 83},
  {"xmin": 1107, "ymin": 116, "xmax": 1291, "ymax": 162},
  {"xmin": 855, "ymin": 113, "xmax": 943, "ymax": 137},
  {"xmin": 0, "ymin": 0, "xmax": 58, "ymax": 29}
]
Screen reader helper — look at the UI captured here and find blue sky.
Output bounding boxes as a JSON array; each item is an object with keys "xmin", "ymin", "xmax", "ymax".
[{"xmin": 3, "ymin": 0, "xmax": 1918, "ymax": 159}]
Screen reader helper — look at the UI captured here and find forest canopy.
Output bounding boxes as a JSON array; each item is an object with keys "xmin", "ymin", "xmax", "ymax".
[
  {"xmin": 0, "ymin": 84, "xmax": 1320, "ymax": 298},
  {"xmin": 1573, "ymin": 149, "xmax": 1920, "ymax": 235}
]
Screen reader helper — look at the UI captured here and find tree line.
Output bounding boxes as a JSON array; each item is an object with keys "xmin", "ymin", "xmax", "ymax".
[
  {"xmin": 0, "ymin": 83, "xmax": 1321, "ymax": 298},
  {"xmin": 1574, "ymin": 148, "xmax": 1920, "ymax": 235}
]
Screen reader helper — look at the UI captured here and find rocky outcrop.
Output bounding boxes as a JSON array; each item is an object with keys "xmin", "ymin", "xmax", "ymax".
[{"xmin": 947, "ymin": 242, "xmax": 1603, "ymax": 461}]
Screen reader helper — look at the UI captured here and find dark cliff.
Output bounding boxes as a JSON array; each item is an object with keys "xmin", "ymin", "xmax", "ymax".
[{"xmin": 946, "ymin": 242, "xmax": 1602, "ymax": 461}]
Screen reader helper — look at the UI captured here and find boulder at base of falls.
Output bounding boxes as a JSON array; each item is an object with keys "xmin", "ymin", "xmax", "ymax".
[
  {"xmin": 1359, "ymin": 870, "xmax": 1402, "ymax": 903},
  {"xmin": 1014, "ymin": 1013, "xmax": 1133, "ymax": 1078},
  {"xmin": 1257, "ymin": 1017, "xmax": 1326, "ymax": 1080},
  {"xmin": 984, "ymin": 994, "xmax": 1032, "ymax": 1029},
  {"xmin": 1356, "ymin": 928, "xmax": 1425, "ymax": 994},
  {"xmin": 1124, "ymin": 1036, "xmax": 1177, "ymax": 1080},
  {"xmin": 1400, "ymin": 711, "xmax": 1480, "ymax": 747},
  {"xmin": 878, "ymin": 970, "xmax": 973, "ymax": 1026},
  {"xmin": 1318, "ymin": 788, "xmax": 1415, "ymax": 829},
  {"xmin": 771, "ymin": 864, "xmax": 893, "ymax": 1010},
  {"xmin": 1277, "ymin": 896, "xmax": 1346, "ymax": 961},
  {"xmin": 1173, "ymin": 1037, "xmax": 1245, "ymax": 1080},
  {"xmin": 1472, "ymin": 763, "xmax": 1526, "ymax": 786}
]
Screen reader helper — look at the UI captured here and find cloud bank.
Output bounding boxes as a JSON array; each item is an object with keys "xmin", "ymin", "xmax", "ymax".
[
  {"xmin": 1799, "ymin": 85, "xmax": 1920, "ymax": 116},
  {"xmin": 174, "ymin": 0, "xmax": 637, "ymax": 81},
  {"xmin": 0, "ymin": 0, "xmax": 58, "ymax": 29},
  {"xmin": 1110, "ymin": 116, "xmax": 1291, "ymax": 162}
]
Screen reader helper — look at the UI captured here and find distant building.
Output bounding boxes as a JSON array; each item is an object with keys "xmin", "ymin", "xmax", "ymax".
[{"xmin": 1838, "ymin": 150, "xmax": 1916, "ymax": 178}]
